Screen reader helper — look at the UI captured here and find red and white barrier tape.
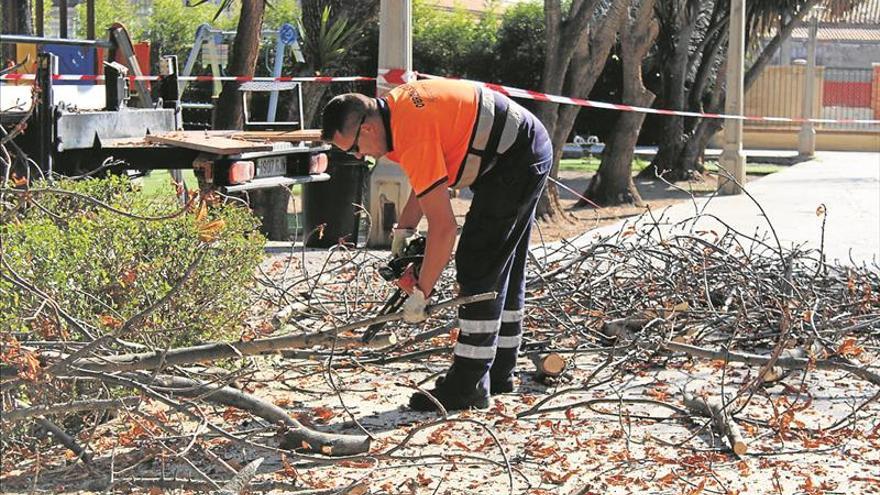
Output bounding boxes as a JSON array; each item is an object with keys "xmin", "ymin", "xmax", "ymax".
[
  {"xmin": 418, "ymin": 73, "xmax": 880, "ymax": 125},
  {"xmin": 3, "ymin": 71, "xmax": 878, "ymax": 125},
  {"xmin": 0, "ymin": 74, "xmax": 374, "ymax": 83},
  {"xmin": 376, "ymin": 68, "xmax": 416, "ymax": 95}
]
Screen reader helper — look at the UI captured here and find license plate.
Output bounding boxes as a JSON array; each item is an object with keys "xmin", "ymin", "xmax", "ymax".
[{"xmin": 256, "ymin": 156, "xmax": 287, "ymax": 177}]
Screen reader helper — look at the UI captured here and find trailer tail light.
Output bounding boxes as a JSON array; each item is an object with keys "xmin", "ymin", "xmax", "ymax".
[
  {"xmin": 228, "ymin": 161, "xmax": 255, "ymax": 184},
  {"xmin": 309, "ymin": 153, "xmax": 328, "ymax": 174}
]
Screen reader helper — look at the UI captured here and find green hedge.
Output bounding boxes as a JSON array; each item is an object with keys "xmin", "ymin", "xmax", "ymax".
[{"xmin": 0, "ymin": 176, "xmax": 265, "ymax": 348}]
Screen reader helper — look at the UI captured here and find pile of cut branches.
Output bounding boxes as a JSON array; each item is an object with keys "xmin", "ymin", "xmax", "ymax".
[{"xmin": 2, "ymin": 168, "xmax": 878, "ymax": 493}]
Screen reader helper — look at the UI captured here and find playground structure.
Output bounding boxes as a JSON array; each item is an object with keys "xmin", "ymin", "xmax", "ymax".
[
  {"xmin": 178, "ymin": 22, "xmax": 306, "ymax": 128},
  {"xmin": 0, "ymin": 25, "xmax": 330, "ymax": 241}
]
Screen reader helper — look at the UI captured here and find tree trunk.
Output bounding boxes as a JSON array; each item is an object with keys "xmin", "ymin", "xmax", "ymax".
[
  {"xmin": 213, "ymin": 0, "xmax": 267, "ymax": 130},
  {"xmin": 643, "ymin": 0, "xmax": 822, "ymax": 179},
  {"xmin": 580, "ymin": 0, "xmax": 658, "ymax": 207},
  {"xmin": 535, "ymin": 0, "xmax": 629, "ymax": 220},
  {"xmin": 639, "ymin": 0, "xmax": 699, "ymax": 181}
]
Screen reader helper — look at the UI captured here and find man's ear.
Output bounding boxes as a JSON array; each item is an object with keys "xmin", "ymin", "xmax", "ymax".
[{"xmin": 361, "ymin": 120, "xmax": 378, "ymax": 135}]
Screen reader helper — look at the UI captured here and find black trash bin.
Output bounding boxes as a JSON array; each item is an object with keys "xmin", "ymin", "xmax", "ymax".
[{"xmin": 302, "ymin": 151, "xmax": 368, "ymax": 248}]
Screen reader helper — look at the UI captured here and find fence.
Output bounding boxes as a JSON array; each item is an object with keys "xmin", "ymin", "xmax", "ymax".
[{"xmin": 744, "ymin": 64, "xmax": 880, "ymax": 132}]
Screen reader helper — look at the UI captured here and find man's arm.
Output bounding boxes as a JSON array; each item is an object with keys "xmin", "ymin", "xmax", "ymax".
[
  {"xmin": 415, "ymin": 185, "xmax": 457, "ymax": 297},
  {"xmin": 396, "ymin": 190, "xmax": 423, "ymax": 229}
]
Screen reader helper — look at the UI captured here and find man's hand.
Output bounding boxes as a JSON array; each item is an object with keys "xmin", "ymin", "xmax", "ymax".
[
  {"xmin": 391, "ymin": 226, "xmax": 416, "ymax": 257},
  {"xmin": 402, "ymin": 288, "xmax": 428, "ymax": 323}
]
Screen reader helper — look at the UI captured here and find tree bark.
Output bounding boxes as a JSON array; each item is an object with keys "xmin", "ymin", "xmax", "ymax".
[
  {"xmin": 580, "ymin": 0, "xmax": 658, "ymax": 207},
  {"xmin": 639, "ymin": 0, "xmax": 699, "ymax": 181},
  {"xmin": 642, "ymin": 0, "xmax": 823, "ymax": 178},
  {"xmin": 535, "ymin": 0, "xmax": 629, "ymax": 220},
  {"xmin": 213, "ymin": 0, "xmax": 267, "ymax": 130}
]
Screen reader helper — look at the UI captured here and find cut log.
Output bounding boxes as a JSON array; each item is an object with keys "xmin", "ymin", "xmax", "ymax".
[
  {"xmin": 530, "ymin": 352, "xmax": 567, "ymax": 381},
  {"xmin": 217, "ymin": 457, "xmax": 264, "ymax": 495},
  {"xmin": 681, "ymin": 384, "xmax": 747, "ymax": 456}
]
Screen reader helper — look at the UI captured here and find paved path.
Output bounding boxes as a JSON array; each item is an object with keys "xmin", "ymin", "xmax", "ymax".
[
  {"xmin": 565, "ymin": 151, "xmax": 879, "ymax": 267},
  {"xmin": 269, "ymin": 151, "xmax": 879, "ymax": 269}
]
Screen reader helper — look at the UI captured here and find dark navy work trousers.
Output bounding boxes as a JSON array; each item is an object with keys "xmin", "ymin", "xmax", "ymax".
[{"xmin": 452, "ymin": 107, "xmax": 552, "ymax": 386}]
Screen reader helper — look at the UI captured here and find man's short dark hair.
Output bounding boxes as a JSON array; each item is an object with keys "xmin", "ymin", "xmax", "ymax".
[{"xmin": 321, "ymin": 94, "xmax": 371, "ymax": 141}]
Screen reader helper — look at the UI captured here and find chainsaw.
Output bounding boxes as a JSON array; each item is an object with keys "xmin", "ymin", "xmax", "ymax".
[{"xmin": 361, "ymin": 235, "xmax": 426, "ymax": 343}]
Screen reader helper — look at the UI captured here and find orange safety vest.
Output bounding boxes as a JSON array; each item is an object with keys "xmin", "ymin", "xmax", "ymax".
[{"xmin": 384, "ymin": 79, "xmax": 524, "ymax": 197}]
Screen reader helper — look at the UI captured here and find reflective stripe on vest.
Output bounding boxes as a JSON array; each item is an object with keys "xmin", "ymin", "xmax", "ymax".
[{"xmin": 450, "ymin": 87, "xmax": 524, "ymax": 189}]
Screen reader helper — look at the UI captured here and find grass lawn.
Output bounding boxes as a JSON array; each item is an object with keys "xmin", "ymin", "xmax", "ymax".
[
  {"xmin": 559, "ymin": 157, "xmax": 783, "ymax": 176},
  {"xmin": 138, "ymin": 170, "xmax": 198, "ymax": 196},
  {"xmin": 138, "ymin": 170, "xmax": 303, "ymax": 196}
]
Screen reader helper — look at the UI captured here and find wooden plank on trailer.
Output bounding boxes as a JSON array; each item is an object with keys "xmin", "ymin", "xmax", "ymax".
[
  {"xmin": 230, "ymin": 129, "xmax": 324, "ymax": 143},
  {"xmin": 146, "ymin": 131, "xmax": 273, "ymax": 155}
]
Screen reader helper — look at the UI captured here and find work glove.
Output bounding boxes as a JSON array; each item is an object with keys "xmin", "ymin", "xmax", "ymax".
[
  {"xmin": 391, "ymin": 226, "xmax": 416, "ymax": 258},
  {"xmin": 402, "ymin": 288, "xmax": 428, "ymax": 323}
]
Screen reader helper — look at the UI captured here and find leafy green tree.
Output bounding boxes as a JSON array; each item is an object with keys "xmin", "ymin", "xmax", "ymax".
[
  {"xmin": 74, "ymin": 0, "xmax": 140, "ymax": 39},
  {"xmin": 146, "ymin": 0, "xmax": 238, "ymax": 63},
  {"xmin": 642, "ymin": 0, "xmax": 867, "ymax": 181},
  {"xmin": 263, "ymin": 0, "xmax": 301, "ymax": 29},
  {"xmin": 413, "ymin": 0, "xmax": 498, "ymax": 81},
  {"xmin": 492, "ymin": 1, "xmax": 545, "ymax": 89}
]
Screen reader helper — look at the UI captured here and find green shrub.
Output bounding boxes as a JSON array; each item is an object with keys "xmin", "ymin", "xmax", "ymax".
[{"xmin": 0, "ymin": 176, "xmax": 265, "ymax": 348}]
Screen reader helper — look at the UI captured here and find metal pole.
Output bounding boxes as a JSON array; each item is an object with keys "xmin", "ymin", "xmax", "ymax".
[
  {"xmin": 718, "ymin": 0, "xmax": 746, "ymax": 195},
  {"xmin": 368, "ymin": 0, "xmax": 414, "ymax": 248},
  {"xmin": 798, "ymin": 14, "xmax": 818, "ymax": 157},
  {"xmin": 0, "ymin": 34, "xmax": 112, "ymax": 48}
]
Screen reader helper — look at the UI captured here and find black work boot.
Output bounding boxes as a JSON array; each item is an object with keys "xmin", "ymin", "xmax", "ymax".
[
  {"xmin": 409, "ymin": 366, "xmax": 490, "ymax": 412},
  {"xmin": 489, "ymin": 347, "xmax": 518, "ymax": 394}
]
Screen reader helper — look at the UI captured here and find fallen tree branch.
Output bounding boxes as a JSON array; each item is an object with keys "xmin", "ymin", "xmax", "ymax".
[
  {"xmin": 120, "ymin": 372, "xmax": 371, "ymax": 456},
  {"xmin": 666, "ymin": 341, "xmax": 880, "ymax": 386},
  {"xmin": 680, "ymin": 384, "xmax": 748, "ymax": 456},
  {"xmin": 35, "ymin": 417, "xmax": 93, "ymax": 463},
  {"xmin": 1, "ymin": 397, "xmax": 140, "ymax": 423},
  {"xmin": 69, "ymin": 292, "xmax": 496, "ymax": 373},
  {"xmin": 217, "ymin": 457, "xmax": 263, "ymax": 495}
]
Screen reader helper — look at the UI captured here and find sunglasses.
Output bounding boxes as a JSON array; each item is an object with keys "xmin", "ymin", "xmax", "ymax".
[{"xmin": 343, "ymin": 114, "xmax": 366, "ymax": 155}]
